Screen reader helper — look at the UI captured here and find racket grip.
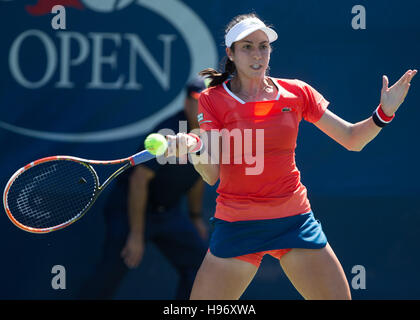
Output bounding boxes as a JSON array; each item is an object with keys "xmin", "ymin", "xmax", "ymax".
[{"xmin": 130, "ymin": 150, "xmax": 156, "ymax": 166}]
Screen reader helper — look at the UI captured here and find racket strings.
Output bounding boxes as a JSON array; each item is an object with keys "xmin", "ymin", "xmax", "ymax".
[{"xmin": 6, "ymin": 160, "xmax": 97, "ymax": 230}]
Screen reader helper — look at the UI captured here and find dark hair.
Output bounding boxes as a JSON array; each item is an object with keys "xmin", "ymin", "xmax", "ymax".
[{"xmin": 199, "ymin": 13, "xmax": 259, "ymax": 88}]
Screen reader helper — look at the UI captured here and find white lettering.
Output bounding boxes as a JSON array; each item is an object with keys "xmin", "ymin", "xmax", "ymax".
[
  {"xmin": 51, "ymin": 5, "xmax": 66, "ymax": 30},
  {"xmin": 124, "ymin": 33, "xmax": 176, "ymax": 90},
  {"xmin": 51, "ymin": 265, "xmax": 66, "ymax": 290},
  {"xmin": 56, "ymin": 32, "xmax": 89, "ymax": 88},
  {"xmin": 8, "ymin": 31, "xmax": 176, "ymax": 90},
  {"xmin": 244, "ymin": 129, "xmax": 264, "ymax": 175},
  {"xmin": 162, "ymin": 304, "xmax": 197, "ymax": 317},
  {"xmin": 9, "ymin": 30, "xmax": 57, "ymax": 89},
  {"xmin": 87, "ymin": 32, "xmax": 124, "ymax": 89},
  {"xmin": 351, "ymin": 5, "xmax": 366, "ymax": 30},
  {"xmin": 351, "ymin": 265, "xmax": 366, "ymax": 289}
]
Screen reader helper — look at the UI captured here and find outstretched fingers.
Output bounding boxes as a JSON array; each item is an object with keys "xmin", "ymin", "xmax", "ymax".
[
  {"xmin": 386, "ymin": 70, "xmax": 417, "ymax": 97},
  {"xmin": 380, "ymin": 69, "xmax": 417, "ymax": 112},
  {"xmin": 382, "ymin": 75, "xmax": 389, "ymax": 93},
  {"xmin": 398, "ymin": 69, "xmax": 417, "ymax": 86},
  {"xmin": 407, "ymin": 69, "xmax": 418, "ymax": 84},
  {"xmin": 400, "ymin": 70, "xmax": 417, "ymax": 101}
]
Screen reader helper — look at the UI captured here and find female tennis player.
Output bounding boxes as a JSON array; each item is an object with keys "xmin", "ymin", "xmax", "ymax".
[{"xmin": 166, "ymin": 13, "xmax": 417, "ymax": 300}]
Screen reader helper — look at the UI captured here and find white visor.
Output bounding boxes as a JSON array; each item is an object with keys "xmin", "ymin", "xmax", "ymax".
[{"xmin": 225, "ymin": 17, "xmax": 278, "ymax": 48}]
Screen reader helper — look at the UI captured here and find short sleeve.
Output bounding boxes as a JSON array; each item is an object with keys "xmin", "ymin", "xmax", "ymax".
[
  {"xmin": 297, "ymin": 80, "xmax": 329, "ymax": 123},
  {"xmin": 197, "ymin": 91, "xmax": 223, "ymax": 131}
]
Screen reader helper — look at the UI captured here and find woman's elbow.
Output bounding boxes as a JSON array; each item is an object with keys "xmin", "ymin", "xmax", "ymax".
[
  {"xmin": 201, "ymin": 171, "xmax": 219, "ymax": 186},
  {"xmin": 195, "ymin": 163, "xmax": 219, "ymax": 186},
  {"xmin": 351, "ymin": 145, "xmax": 365, "ymax": 152},
  {"xmin": 348, "ymin": 146, "xmax": 363, "ymax": 152},
  {"xmin": 345, "ymin": 140, "xmax": 365, "ymax": 152},
  {"xmin": 345, "ymin": 125, "xmax": 366, "ymax": 152},
  {"xmin": 204, "ymin": 176, "xmax": 219, "ymax": 186}
]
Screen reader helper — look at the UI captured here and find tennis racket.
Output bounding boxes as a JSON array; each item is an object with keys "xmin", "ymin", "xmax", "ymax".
[{"xmin": 3, "ymin": 149, "xmax": 156, "ymax": 233}]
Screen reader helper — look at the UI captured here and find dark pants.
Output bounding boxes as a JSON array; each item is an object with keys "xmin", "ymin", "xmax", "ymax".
[{"xmin": 78, "ymin": 206, "xmax": 207, "ymax": 299}]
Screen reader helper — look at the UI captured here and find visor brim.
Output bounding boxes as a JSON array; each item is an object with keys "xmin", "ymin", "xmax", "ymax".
[{"xmin": 229, "ymin": 26, "xmax": 277, "ymax": 47}]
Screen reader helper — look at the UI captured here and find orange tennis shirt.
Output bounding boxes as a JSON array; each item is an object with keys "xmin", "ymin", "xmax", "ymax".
[{"xmin": 197, "ymin": 78, "xmax": 329, "ymax": 222}]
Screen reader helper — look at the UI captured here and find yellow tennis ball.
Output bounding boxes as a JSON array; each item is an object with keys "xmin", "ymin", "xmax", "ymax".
[{"xmin": 144, "ymin": 133, "xmax": 168, "ymax": 156}]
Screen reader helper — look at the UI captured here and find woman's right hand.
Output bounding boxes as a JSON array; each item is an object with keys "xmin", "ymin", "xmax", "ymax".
[{"xmin": 165, "ymin": 133, "xmax": 198, "ymax": 158}]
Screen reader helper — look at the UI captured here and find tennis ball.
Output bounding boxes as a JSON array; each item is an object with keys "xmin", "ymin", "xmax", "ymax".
[{"xmin": 144, "ymin": 133, "xmax": 168, "ymax": 156}]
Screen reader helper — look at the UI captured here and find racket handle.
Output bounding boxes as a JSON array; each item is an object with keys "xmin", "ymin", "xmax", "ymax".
[{"xmin": 130, "ymin": 150, "xmax": 156, "ymax": 166}]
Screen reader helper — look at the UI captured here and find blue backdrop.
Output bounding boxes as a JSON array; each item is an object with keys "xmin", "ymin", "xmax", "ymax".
[{"xmin": 0, "ymin": 0, "xmax": 419, "ymax": 299}]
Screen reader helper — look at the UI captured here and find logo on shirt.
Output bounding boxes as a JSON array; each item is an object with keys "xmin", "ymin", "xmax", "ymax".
[
  {"xmin": 197, "ymin": 112, "xmax": 212, "ymax": 125},
  {"xmin": 282, "ymin": 107, "xmax": 292, "ymax": 112}
]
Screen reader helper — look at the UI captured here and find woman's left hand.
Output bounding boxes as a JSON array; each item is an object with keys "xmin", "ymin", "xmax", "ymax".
[{"xmin": 380, "ymin": 69, "xmax": 417, "ymax": 116}]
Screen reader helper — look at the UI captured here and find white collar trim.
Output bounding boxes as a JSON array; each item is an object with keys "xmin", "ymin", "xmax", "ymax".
[{"xmin": 223, "ymin": 78, "xmax": 281, "ymax": 104}]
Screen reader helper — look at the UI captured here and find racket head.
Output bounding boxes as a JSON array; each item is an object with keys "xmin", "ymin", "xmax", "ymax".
[{"xmin": 3, "ymin": 156, "xmax": 100, "ymax": 233}]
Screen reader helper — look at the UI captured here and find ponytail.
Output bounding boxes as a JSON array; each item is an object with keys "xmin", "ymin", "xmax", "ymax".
[{"xmin": 199, "ymin": 56, "xmax": 236, "ymax": 88}]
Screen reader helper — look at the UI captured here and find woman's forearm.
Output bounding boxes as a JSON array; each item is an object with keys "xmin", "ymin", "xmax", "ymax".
[
  {"xmin": 191, "ymin": 141, "xmax": 220, "ymax": 185},
  {"xmin": 190, "ymin": 130, "xmax": 221, "ymax": 185},
  {"xmin": 193, "ymin": 161, "xmax": 220, "ymax": 186},
  {"xmin": 348, "ymin": 117, "xmax": 382, "ymax": 151},
  {"xmin": 166, "ymin": 131, "xmax": 221, "ymax": 185},
  {"xmin": 315, "ymin": 109, "xmax": 382, "ymax": 152}
]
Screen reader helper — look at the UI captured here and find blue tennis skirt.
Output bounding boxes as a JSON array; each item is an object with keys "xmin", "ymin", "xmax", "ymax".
[{"xmin": 209, "ymin": 211, "xmax": 327, "ymax": 258}]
